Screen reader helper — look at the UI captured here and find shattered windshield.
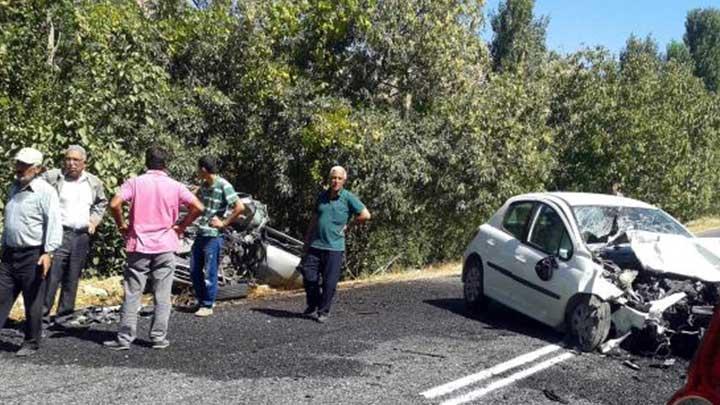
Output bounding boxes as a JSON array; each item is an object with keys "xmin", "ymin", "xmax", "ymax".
[{"xmin": 573, "ymin": 205, "xmax": 692, "ymax": 244}]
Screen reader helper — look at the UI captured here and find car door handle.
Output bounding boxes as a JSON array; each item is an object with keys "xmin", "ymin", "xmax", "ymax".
[
  {"xmin": 486, "ymin": 239, "xmax": 496, "ymax": 246},
  {"xmin": 514, "ymin": 255, "xmax": 526, "ymax": 263}
]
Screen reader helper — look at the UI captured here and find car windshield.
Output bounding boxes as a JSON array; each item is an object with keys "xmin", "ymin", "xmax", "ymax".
[{"xmin": 572, "ymin": 205, "xmax": 692, "ymax": 244}]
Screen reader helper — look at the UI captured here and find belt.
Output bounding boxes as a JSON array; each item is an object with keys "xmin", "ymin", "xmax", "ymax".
[
  {"xmin": 63, "ymin": 226, "xmax": 88, "ymax": 234},
  {"xmin": 2, "ymin": 245, "xmax": 42, "ymax": 253}
]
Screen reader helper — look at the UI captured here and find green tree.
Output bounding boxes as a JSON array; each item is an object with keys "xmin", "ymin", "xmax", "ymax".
[
  {"xmin": 489, "ymin": 0, "xmax": 548, "ymax": 73},
  {"xmin": 666, "ymin": 39, "xmax": 692, "ymax": 65},
  {"xmin": 685, "ymin": 7, "xmax": 720, "ymax": 91}
]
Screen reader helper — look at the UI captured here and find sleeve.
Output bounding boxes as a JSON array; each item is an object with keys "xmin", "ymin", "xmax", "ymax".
[
  {"xmin": 119, "ymin": 178, "xmax": 135, "ymax": 202},
  {"xmin": 178, "ymin": 184, "xmax": 195, "ymax": 206},
  {"xmin": 346, "ymin": 191, "xmax": 366, "ymax": 215},
  {"xmin": 43, "ymin": 186, "xmax": 63, "ymax": 252},
  {"xmin": 223, "ymin": 180, "xmax": 239, "ymax": 206},
  {"xmin": 90, "ymin": 176, "xmax": 108, "ymax": 225}
]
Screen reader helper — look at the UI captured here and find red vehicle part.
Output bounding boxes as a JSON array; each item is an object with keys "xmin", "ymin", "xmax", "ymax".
[{"xmin": 668, "ymin": 304, "xmax": 720, "ymax": 405}]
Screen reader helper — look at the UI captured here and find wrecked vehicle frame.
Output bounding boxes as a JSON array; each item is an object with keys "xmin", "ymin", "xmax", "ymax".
[{"xmin": 462, "ymin": 192, "xmax": 719, "ymax": 355}]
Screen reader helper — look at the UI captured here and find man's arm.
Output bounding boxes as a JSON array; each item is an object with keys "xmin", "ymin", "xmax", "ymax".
[
  {"xmin": 40, "ymin": 185, "xmax": 63, "ymax": 276},
  {"xmin": 303, "ymin": 213, "xmax": 318, "ymax": 252},
  {"xmin": 109, "ymin": 194, "xmax": 128, "ymax": 237},
  {"xmin": 89, "ymin": 177, "xmax": 108, "ymax": 234},
  {"xmin": 174, "ymin": 195, "xmax": 204, "ymax": 236},
  {"xmin": 210, "ymin": 201, "xmax": 245, "ymax": 229}
]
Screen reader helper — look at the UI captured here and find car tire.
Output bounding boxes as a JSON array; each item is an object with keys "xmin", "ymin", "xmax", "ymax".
[
  {"xmin": 567, "ymin": 295, "xmax": 611, "ymax": 352},
  {"xmin": 463, "ymin": 257, "xmax": 486, "ymax": 312},
  {"xmin": 215, "ymin": 281, "xmax": 251, "ymax": 301}
]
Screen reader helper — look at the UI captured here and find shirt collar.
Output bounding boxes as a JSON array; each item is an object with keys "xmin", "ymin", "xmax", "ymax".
[
  {"xmin": 14, "ymin": 176, "xmax": 42, "ymax": 193},
  {"xmin": 146, "ymin": 169, "xmax": 168, "ymax": 177}
]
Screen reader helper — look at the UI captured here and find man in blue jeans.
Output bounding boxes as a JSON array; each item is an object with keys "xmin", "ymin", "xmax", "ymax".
[
  {"xmin": 191, "ymin": 156, "xmax": 245, "ymax": 317},
  {"xmin": 301, "ymin": 166, "xmax": 370, "ymax": 323}
]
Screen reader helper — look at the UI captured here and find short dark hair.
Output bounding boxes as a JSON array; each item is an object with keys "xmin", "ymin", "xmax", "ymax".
[
  {"xmin": 145, "ymin": 146, "xmax": 168, "ymax": 170},
  {"xmin": 198, "ymin": 155, "xmax": 219, "ymax": 174}
]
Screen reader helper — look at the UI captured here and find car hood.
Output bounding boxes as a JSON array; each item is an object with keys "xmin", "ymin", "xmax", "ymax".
[{"xmin": 624, "ymin": 230, "xmax": 720, "ymax": 283}]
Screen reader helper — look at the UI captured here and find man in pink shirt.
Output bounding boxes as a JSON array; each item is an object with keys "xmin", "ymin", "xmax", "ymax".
[{"xmin": 104, "ymin": 147, "xmax": 203, "ymax": 350}]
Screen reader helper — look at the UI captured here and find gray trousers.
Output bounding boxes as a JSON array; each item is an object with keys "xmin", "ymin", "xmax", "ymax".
[{"xmin": 117, "ymin": 252, "xmax": 174, "ymax": 345}]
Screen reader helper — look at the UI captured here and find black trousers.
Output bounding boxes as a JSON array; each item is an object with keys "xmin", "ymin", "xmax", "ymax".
[
  {"xmin": 301, "ymin": 248, "xmax": 344, "ymax": 315},
  {"xmin": 0, "ymin": 246, "xmax": 45, "ymax": 346},
  {"xmin": 43, "ymin": 229, "xmax": 90, "ymax": 325}
]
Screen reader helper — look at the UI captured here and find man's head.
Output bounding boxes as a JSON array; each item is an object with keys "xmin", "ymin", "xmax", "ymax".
[
  {"xmin": 197, "ymin": 156, "xmax": 218, "ymax": 183},
  {"xmin": 64, "ymin": 145, "xmax": 87, "ymax": 180},
  {"xmin": 145, "ymin": 146, "xmax": 169, "ymax": 171},
  {"xmin": 14, "ymin": 147, "xmax": 43, "ymax": 185},
  {"xmin": 328, "ymin": 165, "xmax": 347, "ymax": 194}
]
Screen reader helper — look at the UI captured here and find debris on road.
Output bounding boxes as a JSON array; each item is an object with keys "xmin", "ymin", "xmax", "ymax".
[
  {"xmin": 623, "ymin": 360, "xmax": 641, "ymax": 371},
  {"xmin": 542, "ymin": 389, "xmax": 570, "ymax": 404}
]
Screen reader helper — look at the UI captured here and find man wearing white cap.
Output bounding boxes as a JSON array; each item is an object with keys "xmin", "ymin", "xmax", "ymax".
[{"xmin": 0, "ymin": 147, "xmax": 62, "ymax": 356}]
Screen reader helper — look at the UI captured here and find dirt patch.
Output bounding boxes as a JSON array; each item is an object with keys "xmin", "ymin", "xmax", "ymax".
[{"xmin": 686, "ymin": 216, "xmax": 720, "ymax": 235}]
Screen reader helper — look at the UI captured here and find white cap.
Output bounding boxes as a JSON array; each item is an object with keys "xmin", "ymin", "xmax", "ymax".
[{"xmin": 15, "ymin": 147, "xmax": 43, "ymax": 166}]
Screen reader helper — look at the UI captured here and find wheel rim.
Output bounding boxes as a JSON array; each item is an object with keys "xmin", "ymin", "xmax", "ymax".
[
  {"xmin": 571, "ymin": 304, "xmax": 597, "ymax": 346},
  {"xmin": 464, "ymin": 264, "xmax": 481, "ymax": 303}
]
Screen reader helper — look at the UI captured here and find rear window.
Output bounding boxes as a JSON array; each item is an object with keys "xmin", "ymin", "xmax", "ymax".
[{"xmin": 502, "ymin": 201, "xmax": 535, "ymax": 239}]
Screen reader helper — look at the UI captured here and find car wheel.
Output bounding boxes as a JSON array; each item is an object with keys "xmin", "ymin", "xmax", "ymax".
[
  {"xmin": 567, "ymin": 295, "xmax": 611, "ymax": 352},
  {"xmin": 463, "ymin": 257, "xmax": 486, "ymax": 312}
]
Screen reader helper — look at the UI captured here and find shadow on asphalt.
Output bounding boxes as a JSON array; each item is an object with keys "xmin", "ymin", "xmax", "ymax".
[
  {"xmin": 250, "ymin": 307, "xmax": 311, "ymax": 320},
  {"xmin": 424, "ymin": 298, "xmax": 565, "ymax": 344}
]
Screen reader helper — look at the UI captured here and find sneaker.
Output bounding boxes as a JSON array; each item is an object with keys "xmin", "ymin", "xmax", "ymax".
[
  {"xmin": 302, "ymin": 307, "xmax": 317, "ymax": 316},
  {"xmin": 194, "ymin": 307, "xmax": 213, "ymax": 317},
  {"xmin": 103, "ymin": 340, "xmax": 130, "ymax": 351},
  {"xmin": 152, "ymin": 339, "xmax": 170, "ymax": 349},
  {"xmin": 15, "ymin": 344, "xmax": 39, "ymax": 357},
  {"xmin": 316, "ymin": 313, "xmax": 328, "ymax": 323}
]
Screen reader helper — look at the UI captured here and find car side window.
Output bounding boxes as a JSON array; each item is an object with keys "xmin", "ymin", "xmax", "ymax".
[
  {"xmin": 528, "ymin": 204, "xmax": 573, "ymax": 259},
  {"xmin": 502, "ymin": 201, "xmax": 535, "ymax": 240}
]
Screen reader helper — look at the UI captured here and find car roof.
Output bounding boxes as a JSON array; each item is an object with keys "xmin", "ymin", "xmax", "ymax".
[{"xmin": 511, "ymin": 192, "xmax": 656, "ymax": 209}]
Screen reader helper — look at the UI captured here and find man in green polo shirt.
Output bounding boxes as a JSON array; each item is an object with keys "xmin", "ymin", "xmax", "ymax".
[
  {"xmin": 301, "ymin": 165, "xmax": 371, "ymax": 323},
  {"xmin": 191, "ymin": 156, "xmax": 245, "ymax": 317}
]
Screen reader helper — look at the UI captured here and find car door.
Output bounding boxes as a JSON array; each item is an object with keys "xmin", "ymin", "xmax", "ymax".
[
  {"xmin": 512, "ymin": 203, "xmax": 575, "ymax": 325},
  {"xmin": 482, "ymin": 200, "xmax": 536, "ymax": 309}
]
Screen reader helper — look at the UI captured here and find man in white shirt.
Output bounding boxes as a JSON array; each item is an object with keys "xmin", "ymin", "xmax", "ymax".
[{"xmin": 42, "ymin": 145, "xmax": 107, "ymax": 329}]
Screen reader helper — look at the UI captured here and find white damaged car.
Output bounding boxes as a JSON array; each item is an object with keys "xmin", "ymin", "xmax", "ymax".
[{"xmin": 462, "ymin": 192, "xmax": 719, "ymax": 352}]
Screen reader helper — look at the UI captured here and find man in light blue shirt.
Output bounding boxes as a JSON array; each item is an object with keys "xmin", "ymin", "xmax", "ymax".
[{"xmin": 0, "ymin": 147, "xmax": 62, "ymax": 357}]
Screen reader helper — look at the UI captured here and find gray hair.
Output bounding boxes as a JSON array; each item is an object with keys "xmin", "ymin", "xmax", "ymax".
[
  {"xmin": 66, "ymin": 144, "xmax": 87, "ymax": 161},
  {"xmin": 329, "ymin": 165, "xmax": 347, "ymax": 179}
]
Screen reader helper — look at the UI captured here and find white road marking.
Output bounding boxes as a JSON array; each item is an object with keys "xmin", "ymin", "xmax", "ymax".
[
  {"xmin": 440, "ymin": 352, "xmax": 576, "ymax": 405},
  {"xmin": 420, "ymin": 344, "xmax": 563, "ymax": 399}
]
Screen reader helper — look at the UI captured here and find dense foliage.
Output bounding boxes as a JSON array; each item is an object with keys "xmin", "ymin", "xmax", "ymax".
[{"xmin": 1, "ymin": 0, "xmax": 719, "ymax": 277}]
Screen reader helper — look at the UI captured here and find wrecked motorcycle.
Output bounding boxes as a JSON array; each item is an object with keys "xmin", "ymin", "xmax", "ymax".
[{"xmin": 173, "ymin": 194, "xmax": 305, "ymax": 300}]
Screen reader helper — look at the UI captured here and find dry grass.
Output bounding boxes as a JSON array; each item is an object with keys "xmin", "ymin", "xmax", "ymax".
[{"xmin": 685, "ymin": 216, "xmax": 720, "ymax": 235}]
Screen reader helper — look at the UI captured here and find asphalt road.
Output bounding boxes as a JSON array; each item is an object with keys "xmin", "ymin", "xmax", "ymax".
[{"xmin": 0, "ymin": 273, "xmax": 687, "ymax": 404}]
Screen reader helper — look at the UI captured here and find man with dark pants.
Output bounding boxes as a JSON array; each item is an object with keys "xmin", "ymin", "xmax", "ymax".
[
  {"xmin": 301, "ymin": 166, "xmax": 370, "ymax": 323},
  {"xmin": 0, "ymin": 147, "xmax": 62, "ymax": 356},
  {"xmin": 103, "ymin": 147, "xmax": 203, "ymax": 350},
  {"xmin": 42, "ymin": 145, "xmax": 107, "ymax": 329},
  {"xmin": 191, "ymin": 156, "xmax": 244, "ymax": 317}
]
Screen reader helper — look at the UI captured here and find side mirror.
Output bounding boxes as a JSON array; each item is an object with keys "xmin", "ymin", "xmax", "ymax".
[{"xmin": 535, "ymin": 256, "xmax": 558, "ymax": 281}]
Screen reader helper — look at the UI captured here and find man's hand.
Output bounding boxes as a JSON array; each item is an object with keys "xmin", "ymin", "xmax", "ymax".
[
  {"xmin": 88, "ymin": 222, "xmax": 97, "ymax": 235},
  {"xmin": 210, "ymin": 216, "xmax": 224, "ymax": 229},
  {"xmin": 118, "ymin": 224, "xmax": 129, "ymax": 239},
  {"xmin": 38, "ymin": 254, "xmax": 52, "ymax": 277},
  {"xmin": 173, "ymin": 224, "xmax": 186, "ymax": 238}
]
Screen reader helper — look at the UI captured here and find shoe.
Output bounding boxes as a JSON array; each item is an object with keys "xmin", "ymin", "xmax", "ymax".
[
  {"xmin": 15, "ymin": 344, "xmax": 39, "ymax": 357},
  {"xmin": 303, "ymin": 307, "xmax": 317, "ymax": 316},
  {"xmin": 316, "ymin": 313, "xmax": 328, "ymax": 323},
  {"xmin": 103, "ymin": 340, "xmax": 130, "ymax": 351},
  {"xmin": 152, "ymin": 339, "xmax": 170, "ymax": 349},
  {"xmin": 194, "ymin": 307, "xmax": 213, "ymax": 317}
]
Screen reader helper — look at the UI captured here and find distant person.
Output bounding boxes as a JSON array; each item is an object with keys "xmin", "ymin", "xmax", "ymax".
[
  {"xmin": 190, "ymin": 156, "xmax": 244, "ymax": 317},
  {"xmin": 104, "ymin": 146, "xmax": 203, "ymax": 350},
  {"xmin": 42, "ymin": 145, "xmax": 107, "ymax": 330},
  {"xmin": 0, "ymin": 147, "xmax": 62, "ymax": 356},
  {"xmin": 610, "ymin": 182, "xmax": 624, "ymax": 197},
  {"xmin": 300, "ymin": 166, "xmax": 370, "ymax": 323}
]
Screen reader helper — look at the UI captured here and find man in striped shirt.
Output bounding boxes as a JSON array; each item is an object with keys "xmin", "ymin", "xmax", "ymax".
[{"xmin": 191, "ymin": 156, "xmax": 244, "ymax": 317}]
